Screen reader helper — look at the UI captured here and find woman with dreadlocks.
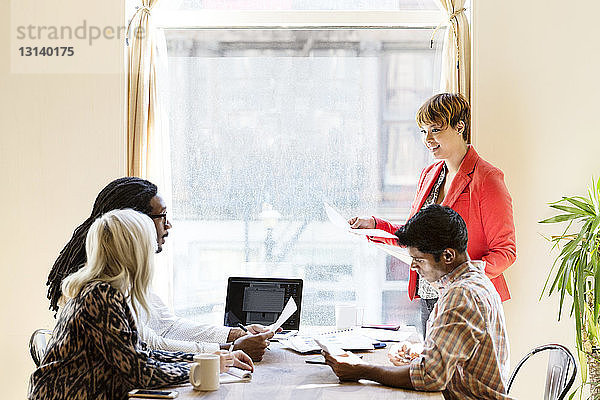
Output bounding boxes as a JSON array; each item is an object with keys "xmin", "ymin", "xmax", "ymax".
[
  {"xmin": 30, "ymin": 209, "xmax": 254, "ymax": 400},
  {"xmin": 45, "ymin": 177, "xmax": 273, "ymax": 361}
]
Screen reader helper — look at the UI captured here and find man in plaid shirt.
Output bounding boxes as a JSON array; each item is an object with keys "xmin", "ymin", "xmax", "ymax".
[{"xmin": 324, "ymin": 205, "xmax": 511, "ymax": 399}]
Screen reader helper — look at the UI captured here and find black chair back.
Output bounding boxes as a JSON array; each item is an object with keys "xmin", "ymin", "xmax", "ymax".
[{"xmin": 508, "ymin": 344, "xmax": 577, "ymax": 400}]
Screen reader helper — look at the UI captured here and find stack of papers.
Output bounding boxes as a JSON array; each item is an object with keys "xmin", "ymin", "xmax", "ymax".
[
  {"xmin": 357, "ymin": 327, "xmax": 416, "ymax": 342},
  {"xmin": 281, "ymin": 330, "xmax": 374, "ymax": 354}
]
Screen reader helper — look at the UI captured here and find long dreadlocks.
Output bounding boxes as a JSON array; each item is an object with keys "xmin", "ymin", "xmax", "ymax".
[{"xmin": 46, "ymin": 177, "xmax": 158, "ymax": 314}]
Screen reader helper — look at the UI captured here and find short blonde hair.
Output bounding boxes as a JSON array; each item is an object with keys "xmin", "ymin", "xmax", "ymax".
[
  {"xmin": 416, "ymin": 93, "xmax": 471, "ymax": 142},
  {"xmin": 62, "ymin": 209, "xmax": 156, "ymax": 319}
]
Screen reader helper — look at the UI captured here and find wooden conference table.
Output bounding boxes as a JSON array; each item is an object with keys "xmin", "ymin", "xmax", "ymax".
[{"xmin": 163, "ymin": 343, "xmax": 444, "ymax": 399}]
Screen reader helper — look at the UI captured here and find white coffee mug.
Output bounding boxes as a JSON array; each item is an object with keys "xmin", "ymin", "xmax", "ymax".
[
  {"xmin": 335, "ymin": 304, "xmax": 357, "ymax": 329},
  {"xmin": 190, "ymin": 353, "xmax": 220, "ymax": 391}
]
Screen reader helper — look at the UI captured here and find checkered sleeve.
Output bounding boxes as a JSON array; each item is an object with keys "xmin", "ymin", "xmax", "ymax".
[{"xmin": 409, "ymin": 287, "xmax": 484, "ymax": 391}]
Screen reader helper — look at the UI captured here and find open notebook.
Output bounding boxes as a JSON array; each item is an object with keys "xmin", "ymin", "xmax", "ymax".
[{"xmin": 220, "ymin": 367, "xmax": 252, "ymax": 384}]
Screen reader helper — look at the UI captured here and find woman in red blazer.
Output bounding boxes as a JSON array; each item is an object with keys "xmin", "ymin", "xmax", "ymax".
[{"xmin": 349, "ymin": 93, "xmax": 516, "ymax": 334}]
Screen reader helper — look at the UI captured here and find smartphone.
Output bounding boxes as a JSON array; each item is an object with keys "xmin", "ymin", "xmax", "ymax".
[{"xmin": 128, "ymin": 389, "xmax": 178, "ymax": 399}]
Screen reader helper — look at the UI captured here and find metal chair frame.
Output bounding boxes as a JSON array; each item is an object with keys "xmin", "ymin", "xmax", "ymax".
[{"xmin": 508, "ymin": 344, "xmax": 577, "ymax": 400}]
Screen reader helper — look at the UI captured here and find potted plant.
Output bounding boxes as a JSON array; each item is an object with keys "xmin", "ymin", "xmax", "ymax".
[{"xmin": 541, "ymin": 177, "xmax": 600, "ymax": 398}]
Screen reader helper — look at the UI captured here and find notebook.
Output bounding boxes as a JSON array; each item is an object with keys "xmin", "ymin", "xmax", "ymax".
[{"xmin": 220, "ymin": 367, "xmax": 252, "ymax": 384}]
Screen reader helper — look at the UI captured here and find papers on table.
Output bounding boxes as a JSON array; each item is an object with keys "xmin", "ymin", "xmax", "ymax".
[
  {"xmin": 280, "ymin": 329, "xmax": 374, "ymax": 354},
  {"xmin": 324, "ymin": 203, "xmax": 397, "ymax": 239},
  {"xmin": 220, "ymin": 367, "xmax": 252, "ymax": 384},
  {"xmin": 267, "ymin": 297, "xmax": 297, "ymax": 332},
  {"xmin": 357, "ymin": 327, "xmax": 416, "ymax": 343}
]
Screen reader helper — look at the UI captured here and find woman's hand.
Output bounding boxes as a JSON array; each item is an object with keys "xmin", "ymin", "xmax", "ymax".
[
  {"xmin": 217, "ymin": 351, "xmax": 235, "ymax": 373},
  {"xmin": 231, "ymin": 350, "xmax": 254, "ymax": 372},
  {"xmin": 216, "ymin": 350, "xmax": 255, "ymax": 373},
  {"xmin": 347, "ymin": 216, "xmax": 375, "ymax": 229}
]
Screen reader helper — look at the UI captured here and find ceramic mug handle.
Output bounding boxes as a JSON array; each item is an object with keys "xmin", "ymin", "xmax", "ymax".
[{"xmin": 189, "ymin": 363, "xmax": 201, "ymax": 388}]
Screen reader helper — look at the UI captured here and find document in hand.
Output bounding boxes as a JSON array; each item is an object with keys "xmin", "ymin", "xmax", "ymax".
[
  {"xmin": 324, "ymin": 203, "xmax": 397, "ymax": 239},
  {"xmin": 220, "ymin": 367, "xmax": 252, "ymax": 384},
  {"xmin": 267, "ymin": 297, "xmax": 297, "ymax": 332},
  {"xmin": 313, "ymin": 338, "xmax": 364, "ymax": 364},
  {"xmin": 324, "ymin": 203, "xmax": 412, "ymax": 264}
]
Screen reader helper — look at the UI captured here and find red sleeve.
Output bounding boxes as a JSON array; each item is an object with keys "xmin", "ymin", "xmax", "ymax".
[
  {"xmin": 369, "ymin": 166, "xmax": 431, "ymax": 246},
  {"xmin": 369, "ymin": 217, "xmax": 401, "ymax": 245},
  {"xmin": 479, "ymin": 169, "xmax": 517, "ymax": 279}
]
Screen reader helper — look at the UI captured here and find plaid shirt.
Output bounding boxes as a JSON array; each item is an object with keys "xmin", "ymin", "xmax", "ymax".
[{"xmin": 409, "ymin": 261, "xmax": 512, "ymax": 399}]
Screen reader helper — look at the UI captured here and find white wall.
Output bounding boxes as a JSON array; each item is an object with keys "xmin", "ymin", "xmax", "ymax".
[
  {"xmin": 473, "ymin": 0, "xmax": 600, "ymax": 397},
  {"xmin": 0, "ymin": 1, "xmax": 125, "ymax": 398},
  {"xmin": 1, "ymin": 0, "xmax": 599, "ymax": 398}
]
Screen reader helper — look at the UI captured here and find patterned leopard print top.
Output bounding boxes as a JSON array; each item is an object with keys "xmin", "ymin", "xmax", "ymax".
[{"xmin": 28, "ymin": 281, "xmax": 193, "ymax": 400}]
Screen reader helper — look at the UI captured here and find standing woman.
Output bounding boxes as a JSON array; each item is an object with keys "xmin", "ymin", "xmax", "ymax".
[
  {"xmin": 29, "ymin": 209, "xmax": 252, "ymax": 400},
  {"xmin": 349, "ymin": 93, "xmax": 516, "ymax": 335}
]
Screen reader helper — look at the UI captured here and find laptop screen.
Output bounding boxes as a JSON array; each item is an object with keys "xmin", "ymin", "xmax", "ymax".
[{"xmin": 224, "ymin": 277, "xmax": 303, "ymax": 330}]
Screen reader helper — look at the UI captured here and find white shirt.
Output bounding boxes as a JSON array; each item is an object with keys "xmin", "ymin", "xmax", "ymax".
[{"xmin": 135, "ymin": 292, "xmax": 232, "ymax": 353}]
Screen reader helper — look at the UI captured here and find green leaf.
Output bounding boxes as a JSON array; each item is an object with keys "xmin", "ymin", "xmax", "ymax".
[
  {"xmin": 550, "ymin": 204, "xmax": 589, "ymax": 215},
  {"xmin": 539, "ymin": 214, "xmax": 584, "ymax": 224},
  {"xmin": 564, "ymin": 196, "xmax": 595, "ymax": 214}
]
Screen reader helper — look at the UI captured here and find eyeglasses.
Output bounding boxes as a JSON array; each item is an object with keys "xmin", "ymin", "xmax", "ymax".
[{"xmin": 149, "ymin": 212, "xmax": 168, "ymax": 226}]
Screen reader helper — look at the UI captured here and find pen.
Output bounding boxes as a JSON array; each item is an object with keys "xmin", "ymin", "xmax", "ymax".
[
  {"xmin": 228, "ymin": 342, "xmax": 234, "ymax": 352},
  {"xmin": 237, "ymin": 323, "xmax": 249, "ymax": 332}
]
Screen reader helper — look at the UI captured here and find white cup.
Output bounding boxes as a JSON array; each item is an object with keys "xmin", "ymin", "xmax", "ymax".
[
  {"xmin": 190, "ymin": 353, "xmax": 220, "ymax": 391},
  {"xmin": 335, "ymin": 304, "xmax": 357, "ymax": 329}
]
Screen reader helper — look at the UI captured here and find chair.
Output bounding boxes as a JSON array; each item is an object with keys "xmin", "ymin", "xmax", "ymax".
[
  {"xmin": 508, "ymin": 344, "xmax": 577, "ymax": 400},
  {"xmin": 29, "ymin": 329, "xmax": 53, "ymax": 367}
]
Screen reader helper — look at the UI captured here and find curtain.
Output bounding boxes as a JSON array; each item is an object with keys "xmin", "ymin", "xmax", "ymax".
[
  {"xmin": 127, "ymin": 0, "xmax": 170, "ymax": 183},
  {"xmin": 435, "ymin": 0, "xmax": 471, "ymax": 105},
  {"xmin": 127, "ymin": 1, "xmax": 174, "ymax": 304}
]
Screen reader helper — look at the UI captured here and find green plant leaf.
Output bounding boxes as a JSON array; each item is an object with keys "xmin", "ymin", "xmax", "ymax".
[
  {"xmin": 564, "ymin": 196, "xmax": 595, "ymax": 214},
  {"xmin": 540, "ymin": 214, "xmax": 583, "ymax": 224},
  {"xmin": 550, "ymin": 204, "xmax": 590, "ymax": 216}
]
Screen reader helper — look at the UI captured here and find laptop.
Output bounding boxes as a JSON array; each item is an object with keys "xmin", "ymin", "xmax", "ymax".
[{"xmin": 224, "ymin": 277, "xmax": 303, "ymax": 330}]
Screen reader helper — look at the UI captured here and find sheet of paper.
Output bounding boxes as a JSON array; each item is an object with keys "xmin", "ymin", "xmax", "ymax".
[
  {"xmin": 373, "ymin": 243, "xmax": 413, "ymax": 265},
  {"xmin": 314, "ymin": 338, "xmax": 364, "ymax": 364},
  {"xmin": 324, "ymin": 203, "xmax": 397, "ymax": 239},
  {"xmin": 267, "ymin": 297, "xmax": 297, "ymax": 332},
  {"xmin": 220, "ymin": 367, "xmax": 252, "ymax": 384}
]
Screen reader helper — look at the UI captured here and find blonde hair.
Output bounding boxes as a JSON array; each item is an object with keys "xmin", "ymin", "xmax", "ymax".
[
  {"xmin": 416, "ymin": 93, "xmax": 471, "ymax": 142},
  {"xmin": 61, "ymin": 208, "xmax": 157, "ymax": 319}
]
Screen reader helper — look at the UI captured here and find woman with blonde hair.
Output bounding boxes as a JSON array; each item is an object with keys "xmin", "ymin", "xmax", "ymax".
[
  {"xmin": 29, "ymin": 209, "xmax": 253, "ymax": 400},
  {"xmin": 349, "ymin": 93, "xmax": 516, "ymax": 335}
]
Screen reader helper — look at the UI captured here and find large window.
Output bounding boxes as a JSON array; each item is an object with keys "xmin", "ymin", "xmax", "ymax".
[{"xmin": 159, "ymin": 6, "xmax": 441, "ymax": 328}]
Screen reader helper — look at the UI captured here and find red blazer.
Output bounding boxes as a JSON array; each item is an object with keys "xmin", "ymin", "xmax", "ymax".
[{"xmin": 373, "ymin": 146, "xmax": 516, "ymax": 302}]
